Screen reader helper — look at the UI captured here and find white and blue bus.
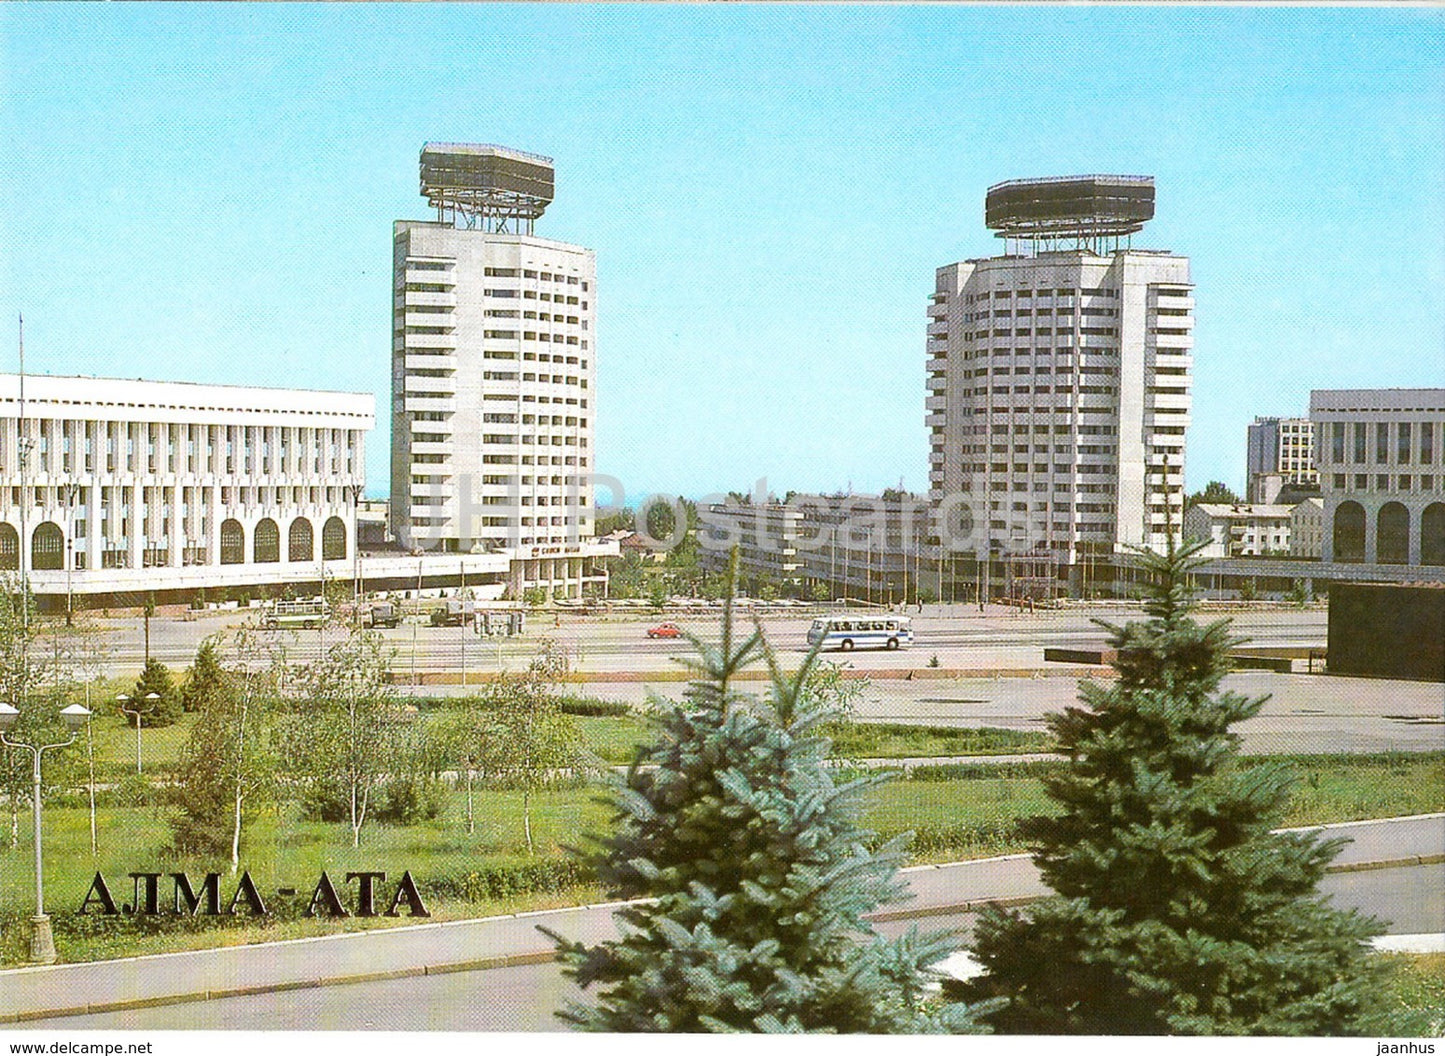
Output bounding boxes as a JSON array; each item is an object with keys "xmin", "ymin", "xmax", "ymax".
[{"xmin": 806, "ymin": 615, "xmax": 913, "ymax": 652}]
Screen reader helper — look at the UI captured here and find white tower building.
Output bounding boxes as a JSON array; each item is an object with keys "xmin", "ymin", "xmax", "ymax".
[
  {"xmin": 391, "ymin": 144, "xmax": 596, "ymax": 558},
  {"xmin": 928, "ymin": 176, "xmax": 1192, "ymax": 586}
]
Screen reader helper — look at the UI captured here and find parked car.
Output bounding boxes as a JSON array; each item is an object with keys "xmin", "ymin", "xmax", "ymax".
[{"xmin": 646, "ymin": 622, "xmax": 681, "ymax": 639}]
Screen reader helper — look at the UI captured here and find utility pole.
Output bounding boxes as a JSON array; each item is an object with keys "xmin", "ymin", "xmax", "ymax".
[
  {"xmin": 349, "ymin": 483, "xmax": 363, "ymax": 627},
  {"xmin": 17, "ymin": 315, "xmax": 31, "ymax": 633},
  {"xmin": 459, "ymin": 558, "xmax": 467, "ymax": 690}
]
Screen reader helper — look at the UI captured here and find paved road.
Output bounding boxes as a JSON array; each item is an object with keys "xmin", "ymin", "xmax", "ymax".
[
  {"xmin": 85, "ymin": 604, "xmax": 1329, "ymax": 675},
  {"xmin": 564, "ymin": 670, "xmax": 1445, "ymax": 757},
  {"xmin": 6, "ymin": 815, "xmax": 1440, "ymax": 1031},
  {"xmin": 76, "ymin": 606, "xmax": 1441, "ymax": 757}
]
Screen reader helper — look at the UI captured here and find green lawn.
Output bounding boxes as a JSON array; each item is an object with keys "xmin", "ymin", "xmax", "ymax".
[
  {"xmin": 1378, "ymin": 953, "xmax": 1445, "ymax": 1036},
  {"xmin": 67, "ymin": 706, "xmax": 1052, "ymax": 776},
  {"xmin": 4, "ymin": 751, "xmax": 1440, "ymax": 967},
  {"xmin": 85, "ymin": 711, "xmax": 199, "ymax": 779}
]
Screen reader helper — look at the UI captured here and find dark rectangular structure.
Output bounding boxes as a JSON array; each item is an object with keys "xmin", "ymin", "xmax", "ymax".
[
  {"xmin": 1327, "ymin": 582, "xmax": 1445, "ymax": 683},
  {"xmin": 420, "ymin": 143, "xmax": 554, "ymax": 206}
]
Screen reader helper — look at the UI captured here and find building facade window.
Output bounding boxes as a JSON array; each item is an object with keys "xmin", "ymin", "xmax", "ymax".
[
  {"xmin": 1376, "ymin": 502, "xmax": 1410, "ymax": 565},
  {"xmin": 322, "ymin": 516, "xmax": 347, "ymax": 561},
  {"xmin": 31, "ymin": 523, "xmax": 64, "ymax": 571},
  {"xmin": 220, "ymin": 519, "xmax": 245, "ymax": 565},
  {"xmin": 255, "ymin": 518, "xmax": 281, "ymax": 564},
  {"xmin": 0, "ymin": 524, "xmax": 17, "ymax": 571},
  {"xmin": 1422, "ymin": 503, "xmax": 1445, "ymax": 566},
  {"xmin": 288, "ymin": 517, "xmax": 313, "ymax": 563},
  {"xmin": 1333, "ymin": 501, "xmax": 1366, "ymax": 563}
]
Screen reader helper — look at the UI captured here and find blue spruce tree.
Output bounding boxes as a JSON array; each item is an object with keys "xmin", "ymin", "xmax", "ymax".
[
  {"xmin": 956, "ymin": 537, "xmax": 1387, "ymax": 1034},
  {"xmin": 548, "ymin": 556, "xmax": 984, "ymax": 1033}
]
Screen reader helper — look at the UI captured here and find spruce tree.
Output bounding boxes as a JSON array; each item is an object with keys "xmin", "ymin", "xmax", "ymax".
[
  {"xmin": 130, "ymin": 657, "xmax": 182, "ymax": 727},
  {"xmin": 957, "ymin": 537, "xmax": 1386, "ymax": 1035},
  {"xmin": 548, "ymin": 557, "xmax": 983, "ymax": 1033},
  {"xmin": 180, "ymin": 639, "xmax": 226, "ymax": 713}
]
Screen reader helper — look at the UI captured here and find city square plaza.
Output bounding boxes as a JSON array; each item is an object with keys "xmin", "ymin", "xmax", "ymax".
[{"xmin": 77, "ymin": 600, "xmax": 1444, "ymax": 756}]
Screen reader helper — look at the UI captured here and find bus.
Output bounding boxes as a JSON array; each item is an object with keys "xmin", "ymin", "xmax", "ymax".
[
  {"xmin": 806, "ymin": 615, "xmax": 913, "ymax": 652},
  {"xmin": 262, "ymin": 599, "xmax": 329, "ymax": 630}
]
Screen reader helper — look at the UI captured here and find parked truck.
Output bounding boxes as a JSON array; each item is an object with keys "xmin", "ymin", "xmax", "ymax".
[
  {"xmin": 429, "ymin": 598, "xmax": 477, "ymax": 627},
  {"xmin": 366, "ymin": 601, "xmax": 402, "ymax": 628}
]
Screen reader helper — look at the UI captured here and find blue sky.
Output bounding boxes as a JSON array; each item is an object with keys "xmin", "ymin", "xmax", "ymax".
[{"xmin": 2, "ymin": 5, "xmax": 1441, "ymax": 502}]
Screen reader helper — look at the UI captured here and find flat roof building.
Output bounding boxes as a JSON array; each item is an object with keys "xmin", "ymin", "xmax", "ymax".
[
  {"xmin": 1183, "ymin": 502, "xmax": 1295, "ymax": 559},
  {"xmin": 391, "ymin": 143, "xmax": 606, "ymax": 598},
  {"xmin": 1311, "ymin": 388, "xmax": 1445, "ymax": 567},
  {"xmin": 0, "ymin": 373, "xmax": 373, "ymax": 600},
  {"xmin": 1246, "ymin": 416, "xmax": 1317, "ymax": 501}
]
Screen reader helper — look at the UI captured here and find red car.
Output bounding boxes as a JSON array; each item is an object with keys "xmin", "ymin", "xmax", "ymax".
[{"xmin": 646, "ymin": 622, "xmax": 681, "ymax": 639}]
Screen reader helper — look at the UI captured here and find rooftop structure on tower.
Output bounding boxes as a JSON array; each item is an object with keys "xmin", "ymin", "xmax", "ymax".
[
  {"xmin": 986, "ymin": 175, "xmax": 1156, "ymax": 255},
  {"xmin": 419, "ymin": 142, "xmax": 556, "ymax": 233}
]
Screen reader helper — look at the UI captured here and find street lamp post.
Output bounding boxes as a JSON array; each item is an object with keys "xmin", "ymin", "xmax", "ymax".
[
  {"xmin": 117, "ymin": 693, "xmax": 142, "ymax": 774},
  {"xmin": 64, "ymin": 483, "xmax": 81, "ymax": 627},
  {"xmin": 0, "ymin": 701, "xmax": 92, "ymax": 963},
  {"xmin": 349, "ymin": 483, "xmax": 364, "ymax": 627}
]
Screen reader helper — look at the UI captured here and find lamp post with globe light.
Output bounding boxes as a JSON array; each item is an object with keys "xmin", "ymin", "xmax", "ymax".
[
  {"xmin": 0, "ymin": 701, "xmax": 92, "ymax": 963},
  {"xmin": 116, "ymin": 693, "xmax": 141, "ymax": 774},
  {"xmin": 116, "ymin": 691, "xmax": 159, "ymax": 774}
]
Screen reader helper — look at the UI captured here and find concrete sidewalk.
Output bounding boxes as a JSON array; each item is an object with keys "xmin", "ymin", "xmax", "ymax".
[{"xmin": 2, "ymin": 813, "xmax": 1440, "ymax": 1025}]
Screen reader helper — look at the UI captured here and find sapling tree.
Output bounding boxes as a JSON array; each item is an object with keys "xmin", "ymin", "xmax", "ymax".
[
  {"xmin": 130, "ymin": 657, "xmax": 183, "ymax": 727},
  {"xmin": 437, "ymin": 692, "xmax": 506, "ymax": 836},
  {"xmin": 180, "ymin": 639, "xmax": 227, "ymax": 713},
  {"xmin": 283, "ymin": 627, "xmax": 405, "ymax": 848},
  {"xmin": 171, "ymin": 627, "xmax": 282, "ymax": 869},
  {"xmin": 0, "ymin": 583, "xmax": 86, "ymax": 851},
  {"xmin": 60, "ymin": 615, "xmax": 110, "ymax": 856},
  {"xmin": 0, "ymin": 584, "xmax": 44, "ymax": 849},
  {"xmin": 484, "ymin": 637, "xmax": 584, "ymax": 853},
  {"xmin": 955, "ymin": 537, "xmax": 1386, "ymax": 1035},
  {"xmin": 548, "ymin": 554, "xmax": 984, "ymax": 1033}
]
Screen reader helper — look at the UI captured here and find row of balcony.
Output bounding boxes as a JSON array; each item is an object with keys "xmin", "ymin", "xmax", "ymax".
[
  {"xmin": 401, "ymin": 268, "xmax": 456, "ymax": 287},
  {"xmin": 394, "ymin": 290, "xmax": 458, "ymax": 310},
  {"xmin": 396, "ymin": 333, "xmax": 457, "ymax": 352}
]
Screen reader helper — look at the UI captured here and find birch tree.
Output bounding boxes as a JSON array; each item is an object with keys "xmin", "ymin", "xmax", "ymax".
[
  {"xmin": 285, "ymin": 627, "xmax": 404, "ymax": 848},
  {"xmin": 171, "ymin": 629, "xmax": 282, "ymax": 871}
]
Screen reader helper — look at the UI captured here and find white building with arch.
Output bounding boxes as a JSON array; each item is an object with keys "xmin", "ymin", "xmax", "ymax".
[
  {"xmin": 1312, "ymin": 388, "xmax": 1445, "ymax": 567},
  {"xmin": 0, "ymin": 373, "xmax": 373, "ymax": 602}
]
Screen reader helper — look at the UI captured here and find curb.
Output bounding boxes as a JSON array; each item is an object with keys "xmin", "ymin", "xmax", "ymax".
[
  {"xmin": 867, "ymin": 854, "xmax": 1445, "ymax": 923},
  {"xmin": 3, "ymin": 850, "xmax": 1439, "ymax": 1025},
  {"xmin": 397, "ymin": 666, "xmax": 1113, "ymax": 686}
]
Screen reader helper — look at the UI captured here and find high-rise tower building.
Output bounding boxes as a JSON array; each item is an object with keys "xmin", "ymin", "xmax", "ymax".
[
  {"xmin": 928, "ymin": 176, "xmax": 1192, "ymax": 583},
  {"xmin": 391, "ymin": 143, "xmax": 596, "ymax": 555},
  {"xmin": 1246, "ymin": 416, "xmax": 1317, "ymax": 501}
]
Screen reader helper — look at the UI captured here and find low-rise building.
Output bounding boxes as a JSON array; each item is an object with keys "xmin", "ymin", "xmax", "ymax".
[
  {"xmin": 0, "ymin": 373, "xmax": 615, "ymax": 607},
  {"xmin": 1, "ymin": 373, "xmax": 372, "ymax": 602},
  {"xmin": 699, "ymin": 494, "xmax": 937, "ymax": 602},
  {"xmin": 1183, "ymin": 502, "xmax": 1294, "ymax": 558},
  {"xmin": 1290, "ymin": 497, "xmax": 1324, "ymax": 559},
  {"xmin": 697, "ymin": 502, "xmax": 806, "ymax": 587}
]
